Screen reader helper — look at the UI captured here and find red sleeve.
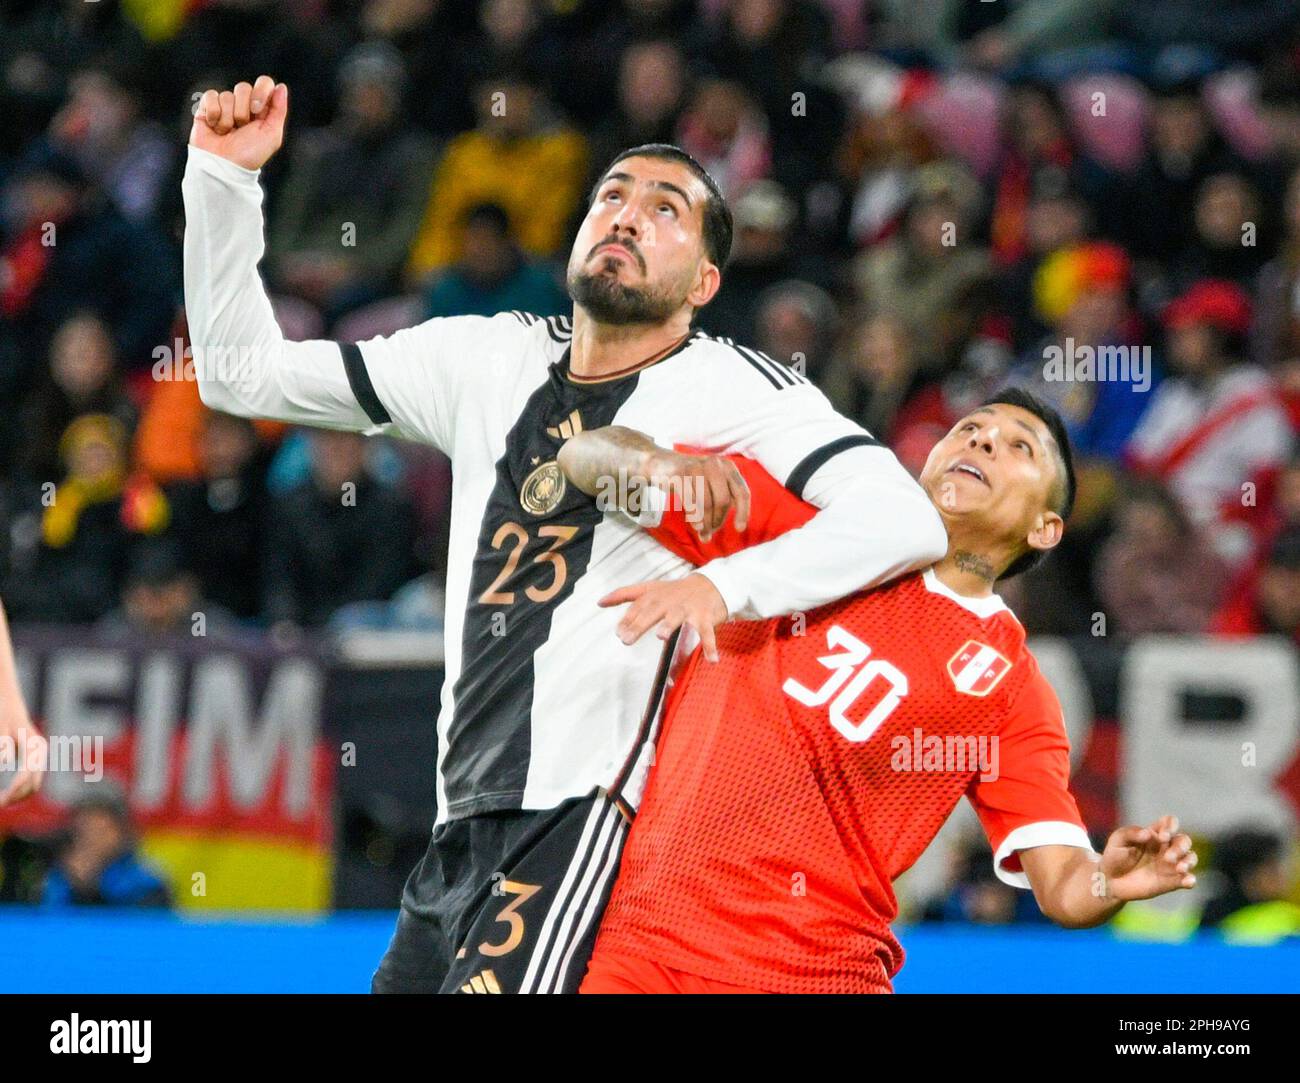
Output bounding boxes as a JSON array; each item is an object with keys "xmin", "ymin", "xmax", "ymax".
[
  {"xmin": 645, "ymin": 448, "xmax": 816, "ymax": 566},
  {"xmin": 965, "ymin": 658, "xmax": 1092, "ymax": 888}
]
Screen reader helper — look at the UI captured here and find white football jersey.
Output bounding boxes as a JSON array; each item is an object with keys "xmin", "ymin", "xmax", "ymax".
[{"xmin": 182, "ymin": 145, "xmax": 947, "ymax": 822}]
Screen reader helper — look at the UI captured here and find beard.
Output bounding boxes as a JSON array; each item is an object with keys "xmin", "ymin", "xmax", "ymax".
[{"xmin": 567, "ymin": 260, "xmax": 682, "ymax": 326}]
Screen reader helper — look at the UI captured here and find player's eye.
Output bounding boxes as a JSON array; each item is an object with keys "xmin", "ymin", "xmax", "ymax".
[
  {"xmin": 1015, "ymin": 440, "xmax": 1033, "ymax": 456},
  {"xmin": 657, "ymin": 202, "xmax": 677, "ymax": 217}
]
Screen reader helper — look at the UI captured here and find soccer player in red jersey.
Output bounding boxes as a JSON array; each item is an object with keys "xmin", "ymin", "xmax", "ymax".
[{"xmin": 557, "ymin": 388, "xmax": 1199, "ymax": 994}]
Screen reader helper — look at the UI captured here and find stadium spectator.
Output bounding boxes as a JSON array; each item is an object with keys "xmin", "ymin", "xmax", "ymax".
[
  {"xmin": 358, "ymin": 0, "xmax": 478, "ymax": 137},
  {"xmin": 267, "ymin": 42, "xmax": 437, "ymax": 325},
  {"xmin": 852, "ymin": 161, "xmax": 991, "ymax": 375},
  {"xmin": 422, "ymin": 202, "xmax": 568, "ymax": 319},
  {"xmin": 1253, "ymin": 162, "xmax": 1300, "ymax": 368},
  {"xmin": 583, "ymin": 38, "xmax": 689, "ymax": 198},
  {"xmin": 920, "ymin": 834, "xmax": 1048, "ymax": 926},
  {"xmin": 0, "ymin": 1, "xmax": 150, "ymax": 158},
  {"xmin": 163, "ymin": 412, "xmax": 270, "ymax": 622},
  {"xmin": 1199, "ymin": 826, "xmax": 1300, "ymax": 942},
  {"xmin": 1116, "ymin": 70, "xmax": 1252, "ymax": 265},
  {"xmin": 41, "ymin": 788, "xmax": 171, "ymax": 910},
  {"xmin": 1164, "ymin": 170, "xmax": 1270, "ymax": 293},
  {"xmin": 1127, "ymin": 278, "xmax": 1293, "ymax": 562},
  {"xmin": 15, "ymin": 312, "xmax": 137, "ymax": 487},
  {"xmin": 263, "ymin": 429, "xmax": 417, "ymax": 628},
  {"xmin": 1212, "ymin": 527, "xmax": 1300, "ymax": 644},
  {"xmin": 99, "ymin": 537, "xmax": 237, "ymax": 639},
  {"xmin": 986, "ymin": 80, "xmax": 1116, "ymax": 268},
  {"xmin": 674, "ymin": 77, "xmax": 772, "ymax": 202},
  {"xmin": 46, "ymin": 66, "xmax": 174, "ymax": 225},
  {"xmin": 999, "ymin": 166, "xmax": 1093, "ymax": 353},
  {"xmin": 1094, "ymin": 477, "xmax": 1228, "ymax": 635},
  {"xmin": 701, "ymin": 179, "xmax": 828, "ymax": 343},
  {"xmin": 1011, "ymin": 241, "xmax": 1154, "ymax": 460},
  {"xmin": 822, "ymin": 312, "xmax": 921, "ymax": 441},
  {"xmin": 0, "ymin": 146, "xmax": 174, "ymax": 382},
  {"xmin": 753, "ymin": 279, "xmax": 839, "ymax": 378},
  {"xmin": 832, "ymin": 60, "xmax": 941, "ymax": 250},
  {"xmin": 4, "ymin": 414, "xmax": 167, "ymax": 623},
  {"xmin": 700, "ymin": 0, "xmax": 842, "ymax": 198},
  {"xmin": 405, "ymin": 63, "xmax": 588, "ymax": 283},
  {"xmin": 568, "ymin": 1, "xmax": 708, "ymax": 134}
]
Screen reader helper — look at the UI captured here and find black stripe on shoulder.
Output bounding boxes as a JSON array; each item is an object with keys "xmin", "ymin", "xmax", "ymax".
[
  {"xmin": 735, "ymin": 343, "xmax": 796, "ymax": 387},
  {"xmin": 756, "ymin": 346, "xmax": 811, "ymax": 385},
  {"xmin": 785, "ymin": 434, "xmax": 882, "ymax": 497},
  {"xmin": 511, "ymin": 310, "xmax": 539, "ymax": 325},
  {"xmin": 714, "ymin": 335, "xmax": 782, "ymax": 390},
  {"xmin": 339, "ymin": 342, "xmax": 392, "ymax": 427}
]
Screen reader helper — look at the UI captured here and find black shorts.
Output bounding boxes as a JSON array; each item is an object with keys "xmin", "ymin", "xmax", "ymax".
[{"xmin": 371, "ymin": 790, "xmax": 629, "ymax": 994}]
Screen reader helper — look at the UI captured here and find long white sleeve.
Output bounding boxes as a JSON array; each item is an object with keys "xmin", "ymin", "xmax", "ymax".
[
  {"xmin": 182, "ymin": 144, "xmax": 373, "ymax": 430},
  {"xmin": 656, "ymin": 342, "xmax": 947, "ymax": 621},
  {"xmin": 697, "ymin": 443, "xmax": 947, "ymax": 620},
  {"xmin": 183, "ymin": 143, "xmax": 499, "ymax": 452}
]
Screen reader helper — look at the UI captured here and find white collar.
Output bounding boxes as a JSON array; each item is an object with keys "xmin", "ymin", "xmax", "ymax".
[{"xmin": 922, "ymin": 567, "xmax": 1010, "ymax": 619}]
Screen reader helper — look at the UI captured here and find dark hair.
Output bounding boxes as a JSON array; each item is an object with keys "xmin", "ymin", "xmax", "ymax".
[
  {"xmin": 463, "ymin": 201, "xmax": 512, "ymax": 235},
  {"xmin": 979, "ymin": 387, "xmax": 1077, "ymax": 580},
  {"xmin": 588, "ymin": 143, "xmax": 734, "ymax": 269}
]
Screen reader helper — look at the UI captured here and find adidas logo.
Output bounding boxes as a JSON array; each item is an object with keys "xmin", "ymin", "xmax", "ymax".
[
  {"xmin": 546, "ymin": 410, "xmax": 583, "ymax": 440},
  {"xmin": 460, "ymin": 969, "xmax": 503, "ymax": 994}
]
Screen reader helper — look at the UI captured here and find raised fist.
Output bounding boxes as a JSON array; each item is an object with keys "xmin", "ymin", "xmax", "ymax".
[{"xmin": 189, "ymin": 75, "xmax": 288, "ymax": 171}]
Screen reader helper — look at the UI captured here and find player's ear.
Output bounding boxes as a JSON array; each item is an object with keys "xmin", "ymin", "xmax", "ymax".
[
  {"xmin": 687, "ymin": 259, "xmax": 721, "ymax": 310},
  {"xmin": 1025, "ymin": 509, "xmax": 1064, "ymax": 557}
]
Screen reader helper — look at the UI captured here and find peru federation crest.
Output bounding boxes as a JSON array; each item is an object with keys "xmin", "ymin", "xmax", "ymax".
[{"xmin": 947, "ymin": 640, "xmax": 1012, "ymax": 697}]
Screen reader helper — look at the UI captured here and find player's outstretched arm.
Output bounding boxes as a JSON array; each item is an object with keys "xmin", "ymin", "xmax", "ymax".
[
  {"xmin": 184, "ymin": 75, "xmax": 466, "ymax": 440},
  {"xmin": 1020, "ymin": 815, "xmax": 1197, "ymax": 929}
]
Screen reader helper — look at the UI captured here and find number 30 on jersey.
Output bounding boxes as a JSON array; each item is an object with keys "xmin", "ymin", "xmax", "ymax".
[{"xmin": 782, "ymin": 625, "xmax": 909, "ymax": 744}]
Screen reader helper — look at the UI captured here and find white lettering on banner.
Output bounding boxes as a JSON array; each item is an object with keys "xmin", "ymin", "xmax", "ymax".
[
  {"xmin": 1121, "ymin": 637, "xmax": 1300, "ymax": 834},
  {"xmin": 13, "ymin": 642, "xmax": 325, "ymax": 821},
  {"xmin": 184, "ymin": 655, "xmax": 323, "ymax": 815},
  {"xmin": 133, "ymin": 652, "xmax": 183, "ymax": 810},
  {"xmin": 41, "ymin": 650, "xmax": 130, "ymax": 804}
]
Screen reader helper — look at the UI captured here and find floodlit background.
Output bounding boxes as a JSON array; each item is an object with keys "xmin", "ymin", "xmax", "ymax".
[{"xmin": 1, "ymin": 0, "xmax": 1299, "ymax": 992}]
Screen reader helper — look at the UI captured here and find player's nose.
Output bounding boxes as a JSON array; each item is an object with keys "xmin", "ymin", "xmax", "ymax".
[
  {"xmin": 609, "ymin": 201, "xmax": 641, "ymax": 236},
  {"xmin": 968, "ymin": 425, "xmax": 998, "ymax": 456}
]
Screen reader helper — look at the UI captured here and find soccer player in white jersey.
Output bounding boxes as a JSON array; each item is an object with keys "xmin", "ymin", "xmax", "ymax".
[{"xmin": 183, "ymin": 76, "xmax": 947, "ymax": 993}]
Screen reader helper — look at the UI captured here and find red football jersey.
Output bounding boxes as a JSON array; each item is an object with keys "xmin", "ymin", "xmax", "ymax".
[{"xmin": 591, "ymin": 456, "xmax": 1091, "ymax": 993}]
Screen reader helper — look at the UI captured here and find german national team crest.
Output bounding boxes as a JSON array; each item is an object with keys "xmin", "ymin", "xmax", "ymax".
[
  {"xmin": 947, "ymin": 640, "xmax": 1012, "ymax": 697},
  {"xmin": 520, "ymin": 460, "xmax": 566, "ymax": 516}
]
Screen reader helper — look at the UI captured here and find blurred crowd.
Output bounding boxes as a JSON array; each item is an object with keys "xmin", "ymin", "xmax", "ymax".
[{"xmin": 0, "ymin": 0, "xmax": 1299, "ymax": 646}]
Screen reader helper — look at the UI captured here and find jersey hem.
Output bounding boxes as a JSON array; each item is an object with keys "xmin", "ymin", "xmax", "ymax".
[{"xmin": 590, "ymin": 936, "xmax": 894, "ymax": 995}]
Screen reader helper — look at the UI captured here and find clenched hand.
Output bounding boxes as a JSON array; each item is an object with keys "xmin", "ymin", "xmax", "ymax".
[{"xmin": 189, "ymin": 74, "xmax": 288, "ymax": 171}]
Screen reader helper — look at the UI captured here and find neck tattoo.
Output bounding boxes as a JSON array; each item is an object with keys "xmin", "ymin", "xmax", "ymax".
[{"xmin": 954, "ymin": 550, "xmax": 997, "ymax": 583}]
